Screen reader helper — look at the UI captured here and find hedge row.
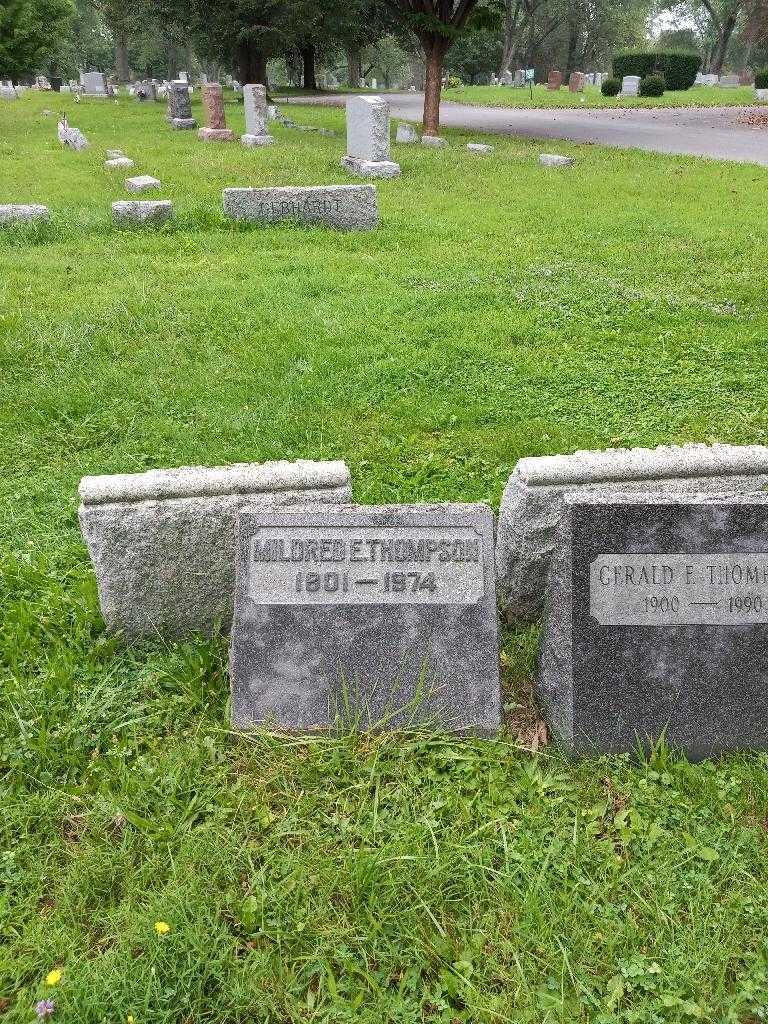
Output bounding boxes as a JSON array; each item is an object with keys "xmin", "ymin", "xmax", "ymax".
[{"xmin": 612, "ymin": 51, "xmax": 702, "ymax": 90}]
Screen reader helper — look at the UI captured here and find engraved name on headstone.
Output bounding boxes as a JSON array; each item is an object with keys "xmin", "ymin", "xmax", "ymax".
[
  {"xmin": 538, "ymin": 491, "xmax": 768, "ymax": 758},
  {"xmin": 230, "ymin": 505, "xmax": 501, "ymax": 734}
]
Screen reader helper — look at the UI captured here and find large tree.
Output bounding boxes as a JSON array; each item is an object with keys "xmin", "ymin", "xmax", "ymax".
[{"xmin": 0, "ymin": 0, "xmax": 74, "ymax": 80}]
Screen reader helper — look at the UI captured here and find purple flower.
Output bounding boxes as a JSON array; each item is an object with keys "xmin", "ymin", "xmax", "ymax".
[{"xmin": 35, "ymin": 1000, "xmax": 55, "ymax": 1019}]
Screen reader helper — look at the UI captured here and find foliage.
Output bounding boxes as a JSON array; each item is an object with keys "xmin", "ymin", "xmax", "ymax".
[
  {"xmin": 755, "ymin": 67, "xmax": 768, "ymax": 87},
  {"xmin": 444, "ymin": 73, "xmax": 463, "ymax": 87},
  {"xmin": 639, "ymin": 72, "xmax": 665, "ymax": 95},
  {"xmin": 445, "ymin": 27, "xmax": 502, "ymax": 83},
  {"xmin": 602, "ymin": 75, "xmax": 621, "ymax": 94},
  {"xmin": 0, "ymin": 0, "xmax": 74, "ymax": 80},
  {"xmin": 454, "ymin": 80, "xmax": 756, "ymax": 105},
  {"xmin": 613, "ymin": 49, "xmax": 701, "ymax": 89},
  {"xmin": 655, "ymin": 26, "xmax": 701, "ymax": 53}
]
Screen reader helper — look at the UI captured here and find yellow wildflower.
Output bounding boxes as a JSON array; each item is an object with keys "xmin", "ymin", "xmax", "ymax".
[
  {"xmin": 127, "ymin": 1016, "xmax": 135, "ymax": 1023},
  {"xmin": 45, "ymin": 969, "xmax": 63, "ymax": 986},
  {"xmin": 154, "ymin": 921, "xmax": 171, "ymax": 935}
]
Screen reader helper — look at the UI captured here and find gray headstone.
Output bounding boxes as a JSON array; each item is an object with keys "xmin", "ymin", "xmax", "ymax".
[
  {"xmin": 719, "ymin": 74, "xmax": 740, "ymax": 87},
  {"xmin": 539, "ymin": 153, "xmax": 575, "ymax": 167},
  {"xmin": 125, "ymin": 175, "xmax": 161, "ymax": 192},
  {"xmin": 540, "ymin": 491, "xmax": 768, "ymax": 758},
  {"xmin": 342, "ymin": 94, "xmax": 400, "ymax": 179},
  {"xmin": 104, "ymin": 156, "xmax": 135, "ymax": 169},
  {"xmin": 0, "ymin": 204, "xmax": 49, "ymax": 225},
  {"xmin": 82, "ymin": 71, "xmax": 108, "ymax": 96},
  {"xmin": 421, "ymin": 135, "xmax": 448, "ymax": 147},
  {"xmin": 112, "ymin": 200, "xmax": 173, "ymax": 226},
  {"xmin": 395, "ymin": 122, "xmax": 418, "ymax": 143},
  {"xmin": 223, "ymin": 184, "xmax": 378, "ymax": 231},
  {"xmin": 620, "ymin": 75, "xmax": 640, "ymax": 97},
  {"xmin": 243, "ymin": 83, "xmax": 269, "ymax": 136},
  {"xmin": 230, "ymin": 504, "xmax": 501, "ymax": 734},
  {"xmin": 78, "ymin": 459, "xmax": 352, "ymax": 636},
  {"xmin": 496, "ymin": 443, "xmax": 768, "ymax": 623},
  {"xmin": 167, "ymin": 81, "xmax": 195, "ymax": 125},
  {"xmin": 467, "ymin": 142, "xmax": 493, "ymax": 154}
]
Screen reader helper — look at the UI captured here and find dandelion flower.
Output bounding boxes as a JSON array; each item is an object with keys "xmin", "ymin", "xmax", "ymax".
[
  {"xmin": 35, "ymin": 1000, "xmax": 55, "ymax": 1019},
  {"xmin": 127, "ymin": 1016, "xmax": 134, "ymax": 1023},
  {"xmin": 45, "ymin": 970, "xmax": 63, "ymax": 986},
  {"xmin": 154, "ymin": 921, "xmax": 171, "ymax": 935}
]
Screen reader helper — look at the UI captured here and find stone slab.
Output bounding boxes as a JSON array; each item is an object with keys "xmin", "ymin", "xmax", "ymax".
[
  {"xmin": 421, "ymin": 135, "xmax": 448, "ymax": 147},
  {"xmin": 539, "ymin": 491, "xmax": 768, "ymax": 758},
  {"xmin": 467, "ymin": 142, "xmax": 493, "ymax": 153},
  {"xmin": 230, "ymin": 503, "xmax": 500, "ymax": 734},
  {"xmin": 112, "ymin": 200, "xmax": 173, "ymax": 226},
  {"xmin": 104, "ymin": 157, "xmax": 135, "ymax": 169},
  {"xmin": 341, "ymin": 156, "xmax": 400, "ymax": 179},
  {"xmin": 201, "ymin": 82, "xmax": 228, "ymax": 130},
  {"xmin": 620, "ymin": 75, "xmax": 640, "ymax": 97},
  {"xmin": 106, "ymin": 149, "xmax": 125, "ymax": 159},
  {"xmin": 496, "ymin": 443, "xmax": 768, "ymax": 623},
  {"xmin": 82, "ymin": 71, "xmax": 107, "ymax": 95},
  {"xmin": 59, "ymin": 125, "xmax": 88, "ymax": 149},
  {"xmin": 0, "ymin": 204, "xmax": 49, "ymax": 225},
  {"xmin": 171, "ymin": 117, "xmax": 197, "ymax": 130},
  {"xmin": 539, "ymin": 153, "xmax": 575, "ymax": 167},
  {"xmin": 241, "ymin": 132, "xmax": 275, "ymax": 147},
  {"xmin": 79, "ymin": 459, "xmax": 352, "ymax": 636},
  {"xmin": 198, "ymin": 127, "xmax": 235, "ymax": 142},
  {"xmin": 395, "ymin": 123, "xmax": 418, "ymax": 143},
  {"xmin": 223, "ymin": 184, "xmax": 378, "ymax": 231},
  {"xmin": 243, "ymin": 83, "xmax": 268, "ymax": 136},
  {"xmin": 125, "ymin": 175, "xmax": 161, "ymax": 192},
  {"xmin": 345, "ymin": 94, "xmax": 391, "ymax": 162}
]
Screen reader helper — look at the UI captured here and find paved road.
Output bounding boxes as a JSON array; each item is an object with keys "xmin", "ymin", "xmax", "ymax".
[{"xmin": 283, "ymin": 92, "xmax": 768, "ymax": 166}]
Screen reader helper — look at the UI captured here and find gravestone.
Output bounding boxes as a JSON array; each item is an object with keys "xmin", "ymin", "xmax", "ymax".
[
  {"xmin": 342, "ymin": 95, "xmax": 400, "ymax": 179},
  {"xmin": 104, "ymin": 156, "xmax": 135, "ymax": 169},
  {"xmin": 199, "ymin": 83, "xmax": 235, "ymax": 141},
  {"xmin": 223, "ymin": 184, "xmax": 378, "ymax": 230},
  {"xmin": 719, "ymin": 74, "xmax": 740, "ymax": 88},
  {"xmin": 241, "ymin": 84, "xmax": 275, "ymax": 146},
  {"xmin": 547, "ymin": 70, "xmax": 563, "ymax": 90},
  {"xmin": 395, "ymin": 122, "xmax": 418, "ymax": 143},
  {"xmin": 136, "ymin": 80, "xmax": 157, "ymax": 102},
  {"xmin": 539, "ymin": 153, "xmax": 575, "ymax": 167},
  {"xmin": 0, "ymin": 204, "xmax": 49, "ymax": 225},
  {"xmin": 230, "ymin": 504, "xmax": 500, "ymax": 734},
  {"xmin": 620, "ymin": 75, "xmax": 640, "ymax": 96},
  {"xmin": 79, "ymin": 459, "xmax": 352, "ymax": 636},
  {"xmin": 57, "ymin": 118, "xmax": 89, "ymax": 149},
  {"xmin": 167, "ymin": 81, "xmax": 196, "ymax": 129},
  {"xmin": 496, "ymin": 443, "xmax": 768, "ymax": 623},
  {"xmin": 112, "ymin": 200, "xmax": 173, "ymax": 226},
  {"xmin": 568, "ymin": 71, "xmax": 585, "ymax": 92},
  {"xmin": 125, "ymin": 175, "xmax": 161, "ymax": 192},
  {"xmin": 594, "ymin": 72, "xmax": 603, "ymax": 89},
  {"xmin": 82, "ymin": 71, "xmax": 108, "ymax": 96},
  {"xmin": 500, "ymin": 70, "xmax": 514, "ymax": 86},
  {"xmin": 513, "ymin": 69, "xmax": 526, "ymax": 87},
  {"xmin": 421, "ymin": 135, "xmax": 448, "ymax": 147},
  {"xmin": 539, "ymin": 492, "xmax": 768, "ymax": 758},
  {"xmin": 467, "ymin": 142, "xmax": 493, "ymax": 153},
  {"xmin": 0, "ymin": 84, "xmax": 17, "ymax": 100}
]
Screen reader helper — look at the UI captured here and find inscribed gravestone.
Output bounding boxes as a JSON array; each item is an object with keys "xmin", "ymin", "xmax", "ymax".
[
  {"xmin": 230, "ymin": 504, "xmax": 500, "ymax": 734},
  {"xmin": 539, "ymin": 492, "xmax": 768, "ymax": 759},
  {"xmin": 241, "ymin": 84, "xmax": 274, "ymax": 146},
  {"xmin": 167, "ymin": 81, "xmax": 196, "ymax": 129},
  {"xmin": 223, "ymin": 184, "xmax": 378, "ymax": 230},
  {"xmin": 199, "ymin": 83, "xmax": 235, "ymax": 141},
  {"xmin": 342, "ymin": 95, "xmax": 400, "ymax": 179},
  {"xmin": 547, "ymin": 70, "xmax": 563, "ymax": 90},
  {"xmin": 621, "ymin": 75, "xmax": 640, "ymax": 96},
  {"xmin": 82, "ymin": 71, "xmax": 108, "ymax": 96}
]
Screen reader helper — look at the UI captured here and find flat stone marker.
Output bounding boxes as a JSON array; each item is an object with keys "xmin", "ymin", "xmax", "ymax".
[
  {"xmin": 496, "ymin": 443, "xmax": 768, "ymax": 623},
  {"xmin": 421, "ymin": 134, "xmax": 448, "ymax": 147},
  {"xmin": 540, "ymin": 492, "xmax": 768, "ymax": 758},
  {"xmin": 241, "ymin": 83, "xmax": 274, "ymax": 147},
  {"xmin": 539, "ymin": 153, "xmax": 575, "ymax": 167},
  {"xmin": 106, "ymin": 148, "xmax": 125, "ymax": 159},
  {"xmin": 104, "ymin": 156, "xmax": 135, "ymax": 169},
  {"xmin": 342, "ymin": 95, "xmax": 400, "ymax": 179},
  {"xmin": 199, "ymin": 83, "xmax": 235, "ymax": 141},
  {"xmin": 230, "ymin": 504, "xmax": 500, "ymax": 734},
  {"xmin": 79, "ymin": 459, "xmax": 352, "ymax": 637},
  {"xmin": 223, "ymin": 184, "xmax": 378, "ymax": 231},
  {"xmin": 0, "ymin": 204, "xmax": 49, "ymax": 225},
  {"xmin": 112, "ymin": 200, "xmax": 173, "ymax": 226},
  {"xmin": 467, "ymin": 142, "xmax": 493, "ymax": 153},
  {"xmin": 125, "ymin": 175, "xmax": 161, "ymax": 192},
  {"xmin": 395, "ymin": 122, "xmax": 418, "ymax": 143}
]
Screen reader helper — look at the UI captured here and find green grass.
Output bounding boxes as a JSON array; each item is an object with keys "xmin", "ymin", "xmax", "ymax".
[
  {"xmin": 451, "ymin": 83, "xmax": 760, "ymax": 108},
  {"xmin": 2, "ymin": 89, "xmax": 768, "ymax": 1023}
]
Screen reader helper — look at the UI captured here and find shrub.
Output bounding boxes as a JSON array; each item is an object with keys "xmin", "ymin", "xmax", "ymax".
[
  {"xmin": 444, "ymin": 75, "xmax": 463, "ymax": 90},
  {"xmin": 755, "ymin": 69, "xmax": 768, "ymax": 89},
  {"xmin": 640, "ymin": 74, "xmax": 665, "ymax": 97},
  {"xmin": 613, "ymin": 50, "xmax": 701, "ymax": 90},
  {"xmin": 601, "ymin": 77, "xmax": 621, "ymax": 97}
]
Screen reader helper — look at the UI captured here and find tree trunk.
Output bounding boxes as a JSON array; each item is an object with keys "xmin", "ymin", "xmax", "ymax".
[
  {"xmin": 301, "ymin": 44, "xmax": 317, "ymax": 90},
  {"xmin": 711, "ymin": 12, "xmax": 738, "ymax": 74},
  {"xmin": 115, "ymin": 29, "xmax": 130, "ymax": 81},
  {"xmin": 237, "ymin": 40, "xmax": 267, "ymax": 84},
  {"xmin": 422, "ymin": 40, "xmax": 445, "ymax": 134},
  {"xmin": 167, "ymin": 40, "xmax": 179, "ymax": 80},
  {"xmin": 407, "ymin": 50, "xmax": 425, "ymax": 89},
  {"xmin": 499, "ymin": 0, "xmax": 522, "ymax": 75},
  {"xmin": 347, "ymin": 47, "xmax": 361, "ymax": 87}
]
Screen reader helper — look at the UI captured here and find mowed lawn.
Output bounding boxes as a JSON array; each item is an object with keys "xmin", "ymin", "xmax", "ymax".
[
  {"xmin": 451, "ymin": 82, "xmax": 760, "ymax": 108},
  {"xmin": 3, "ymin": 90, "xmax": 768, "ymax": 1023}
]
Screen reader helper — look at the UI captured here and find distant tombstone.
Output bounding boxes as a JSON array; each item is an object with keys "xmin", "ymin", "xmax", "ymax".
[
  {"xmin": 513, "ymin": 69, "xmax": 525, "ymax": 87},
  {"xmin": 82, "ymin": 71, "xmax": 108, "ymax": 96},
  {"xmin": 421, "ymin": 134, "xmax": 448, "ymax": 147},
  {"xmin": 371, "ymin": 77, "xmax": 377, "ymax": 88},
  {"xmin": 467, "ymin": 142, "xmax": 493, "ymax": 153},
  {"xmin": 395, "ymin": 122, "xmax": 418, "ymax": 143},
  {"xmin": 230, "ymin": 504, "xmax": 501, "ymax": 735},
  {"xmin": 223, "ymin": 184, "xmax": 378, "ymax": 231},
  {"xmin": 178, "ymin": 70, "xmax": 189, "ymax": 83},
  {"xmin": 104, "ymin": 156, "xmax": 135, "ymax": 169},
  {"xmin": 167, "ymin": 80, "xmax": 196, "ymax": 129},
  {"xmin": 719, "ymin": 74, "xmax": 740, "ymax": 88},
  {"xmin": 0, "ymin": 204, "xmax": 50, "ymax": 225},
  {"xmin": 594, "ymin": 72, "xmax": 603, "ymax": 89},
  {"xmin": 539, "ymin": 492, "xmax": 768, "ymax": 759},
  {"xmin": 0, "ymin": 83, "xmax": 17, "ymax": 100},
  {"xmin": 198, "ymin": 82, "xmax": 235, "ymax": 141},
  {"xmin": 539, "ymin": 153, "xmax": 575, "ymax": 167},
  {"xmin": 620, "ymin": 75, "xmax": 640, "ymax": 96},
  {"xmin": 547, "ymin": 70, "xmax": 563, "ymax": 90},
  {"xmin": 341, "ymin": 95, "xmax": 400, "ymax": 179},
  {"xmin": 490, "ymin": 73, "xmax": 499, "ymax": 86},
  {"xmin": 135, "ymin": 80, "xmax": 157, "ymax": 102},
  {"xmin": 568, "ymin": 71, "xmax": 585, "ymax": 92},
  {"xmin": 57, "ymin": 117, "xmax": 88, "ymax": 149},
  {"xmin": 739, "ymin": 69, "xmax": 753, "ymax": 85},
  {"xmin": 500, "ymin": 70, "xmax": 514, "ymax": 86},
  {"xmin": 112, "ymin": 200, "xmax": 173, "ymax": 226},
  {"xmin": 241, "ymin": 83, "xmax": 275, "ymax": 147}
]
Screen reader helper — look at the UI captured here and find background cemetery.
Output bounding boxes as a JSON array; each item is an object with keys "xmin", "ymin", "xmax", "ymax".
[{"xmin": 4, "ymin": 0, "xmax": 768, "ymax": 1021}]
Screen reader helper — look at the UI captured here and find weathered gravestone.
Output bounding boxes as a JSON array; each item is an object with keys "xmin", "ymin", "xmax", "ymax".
[
  {"xmin": 620, "ymin": 75, "xmax": 641, "ymax": 96},
  {"xmin": 125, "ymin": 174, "xmax": 161, "ymax": 192},
  {"xmin": 167, "ymin": 81, "xmax": 196, "ymax": 129},
  {"xmin": 112, "ymin": 200, "xmax": 172, "ymax": 226},
  {"xmin": 496, "ymin": 443, "xmax": 768, "ymax": 623},
  {"xmin": 395, "ymin": 122, "xmax": 418, "ymax": 143},
  {"xmin": 79, "ymin": 459, "xmax": 352, "ymax": 636},
  {"xmin": 539, "ymin": 492, "xmax": 768, "ymax": 759},
  {"xmin": 223, "ymin": 184, "xmax": 378, "ymax": 230},
  {"xmin": 342, "ymin": 95, "xmax": 400, "ymax": 179},
  {"xmin": 547, "ymin": 70, "xmax": 563, "ymax": 90},
  {"xmin": 241, "ymin": 83, "xmax": 275, "ymax": 146},
  {"xmin": 568, "ymin": 72, "xmax": 585, "ymax": 92},
  {"xmin": 230, "ymin": 504, "xmax": 501, "ymax": 734},
  {"xmin": 82, "ymin": 71, "xmax": 108, "ymax": 96},
  {"xmin": 539, "ymin": 153, "xmax": 575, "ymax": 167},
  {"xmin": 719, "ymin": 74, "xmax": 740, "ymax": 88},
  {"xmin": 199, "ymin": 83, "xmax": 235, "ymax": 141},
  {"xmin": 0, "ymin": 204, "xmax": 49, "ymax": 225}
]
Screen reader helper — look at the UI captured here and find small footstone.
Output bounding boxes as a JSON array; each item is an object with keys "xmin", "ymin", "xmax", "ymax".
[
  {"xmin": 341, "ymin": 156, "xmax": 401, "ymax": 179},
  {"xmin": 112, "ymin": 200, "xmax": 173, "ymax": 226},
  {"xmin": 171, "ymin": 117, "xmax": 197, "ymax": 130},
  {"xmin": 125, "ymin": 175, "xmax": 161, "ymax": 192},
  {"xmin": 396, "ymin": 123, "xmax": 418, "ymax": 143},
  {"xmin": 241, "ymin": 133, "xmax": 275, "ymax": 147},
  {"xmin": 104, "ymin": 156, "xmax": 135, "ymax": 169},
  {"xmin": 421, "ymin": 134, "xmax": 448, "ymax": 147},
  {"xmin": 198, "ymin": 127, "xmax": 235, "ymax": 142},
  {"xmin": 106, "ymin": 149, "xmax": 125, "ymax": 159},
  {"xmin": 0, "ymin": 204, "xmax": 50, "ymax": 225},
  {"xmin": 539, "ymin": 153, "xmax": 575, "ymax": 167},
  {"xmin": 230, "ymin": 503, "xmax": 501, "ymax": 734},
  {"xmin": 467, "ymin": 142, "xmax": 493, "ymax": 154}
]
